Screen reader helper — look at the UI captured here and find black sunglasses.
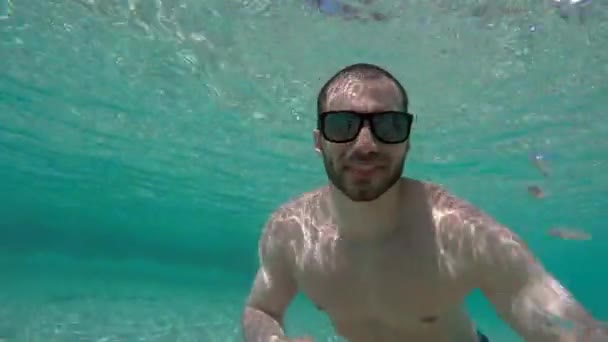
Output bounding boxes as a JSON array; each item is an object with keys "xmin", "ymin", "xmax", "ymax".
[{"xmin": 317, "ymin": 110, "xmax": 414, "ymax": 144}]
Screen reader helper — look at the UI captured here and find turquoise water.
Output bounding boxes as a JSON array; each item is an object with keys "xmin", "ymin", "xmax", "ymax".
[{"xmin": 1, "ymin": 0, "xmax": 607, "ymax": 341}]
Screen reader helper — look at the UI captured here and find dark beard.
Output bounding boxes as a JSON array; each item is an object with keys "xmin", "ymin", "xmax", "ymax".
[{"xmin": 322, "ymin": 153, "xmax": 404, "ymax": 202}]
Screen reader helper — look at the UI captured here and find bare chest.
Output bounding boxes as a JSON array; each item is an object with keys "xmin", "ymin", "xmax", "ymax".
[{"xmin": 293, "ymin": 232, "xmax": 473, "ymax": 333}]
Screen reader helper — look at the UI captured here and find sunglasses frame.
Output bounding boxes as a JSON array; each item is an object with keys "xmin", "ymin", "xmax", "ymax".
[{"xmin": 317, "ymin": 110, "xmax": 415, "ymax": 144}]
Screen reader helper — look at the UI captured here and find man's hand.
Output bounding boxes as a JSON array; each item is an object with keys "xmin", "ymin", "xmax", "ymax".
[{"xmin": 577, "ymin": 323, "xmax": 608, "ymax": 342}]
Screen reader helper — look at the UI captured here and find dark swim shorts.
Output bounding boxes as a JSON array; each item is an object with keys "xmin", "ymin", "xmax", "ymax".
[
  {"xmin": 309, "ymin": 0, "xmax": 343, "ymax": 15},
  {"xmin": 477, "ymin": 330, "xmax": 490, "ymax": 342}
]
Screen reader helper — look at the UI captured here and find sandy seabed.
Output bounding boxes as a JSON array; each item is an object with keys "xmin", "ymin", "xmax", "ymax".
[{"xmin": 0, "ymin": 263, "xmax": 245, "ymax": 342}]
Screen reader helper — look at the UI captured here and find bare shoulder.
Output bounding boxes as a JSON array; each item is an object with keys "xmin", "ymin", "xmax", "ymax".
[
  {"xmin": 259, "ymin": 187, "xmax": 327, "ymax": 252},
  {"xmin": 421, "ymin": 181, "xmax": 520, "ymax": 238},
  {"xmin": 420, "ymin": 181, "xmax": 485, "ymax": 220},
  {"xmin": 419, "ymin": 181, "xmax": 532, "ymax": 266}
]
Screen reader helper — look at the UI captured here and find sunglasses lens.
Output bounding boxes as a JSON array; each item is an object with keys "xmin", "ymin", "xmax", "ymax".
[
  {"xmin": 320, "ymin": 111, "xmax": 413, "ymax": 144},
  {"xmin": 322, "ymin": 112, "xmax": 361, "ymax": 142},
  {"xmin": 372, "ymin": 112, "xmax": 412, "ymax": 143}
]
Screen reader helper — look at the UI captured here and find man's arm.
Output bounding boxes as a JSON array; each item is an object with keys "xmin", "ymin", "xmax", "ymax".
[
  {"xmin": 460, "ymin": 202, "xmax": 606, "ymax": 341},
  {"xmin": 242, "ymin": 210, "xmax": 299, "ymax": 342}
]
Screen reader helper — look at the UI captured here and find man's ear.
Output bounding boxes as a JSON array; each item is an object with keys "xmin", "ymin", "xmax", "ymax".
[{"xmin": 313, "ymin": 129, "xmax": 322, "ymax": 155}]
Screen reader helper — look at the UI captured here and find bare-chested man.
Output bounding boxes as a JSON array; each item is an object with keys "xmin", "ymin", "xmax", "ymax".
[{"xmin": 241, "ymin": 63, "xmax": 606, "ymax": 342}]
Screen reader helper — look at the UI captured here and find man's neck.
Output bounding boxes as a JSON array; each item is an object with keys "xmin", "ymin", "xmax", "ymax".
[{"xmin": 327, "ymin": 180, "xmax": 403, "ymax": 242}]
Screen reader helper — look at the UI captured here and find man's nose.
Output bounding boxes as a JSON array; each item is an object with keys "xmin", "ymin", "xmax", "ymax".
[{"xmin": 352, "ymin": 123, "xmax": 378, "ymax": 152}]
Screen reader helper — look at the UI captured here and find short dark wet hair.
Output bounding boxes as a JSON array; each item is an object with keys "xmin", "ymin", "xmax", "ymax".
[{"xmin": 316, "ymin": 63, "xmax": 409, "ymax": 114}]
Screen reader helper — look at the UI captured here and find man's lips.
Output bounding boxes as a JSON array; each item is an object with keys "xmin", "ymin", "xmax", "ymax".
[
  {"xmin": 349, "ymin": 164, "xmax": 378, "ymax": 171},
  {"xmin": 346, "ymin": 164, "xmax": 382, "ymax": 177}
]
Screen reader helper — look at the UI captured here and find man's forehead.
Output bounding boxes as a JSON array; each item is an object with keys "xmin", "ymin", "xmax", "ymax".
[{"xmin": 325, "ymin": 76, "xmax": 403, "ymax": 111}]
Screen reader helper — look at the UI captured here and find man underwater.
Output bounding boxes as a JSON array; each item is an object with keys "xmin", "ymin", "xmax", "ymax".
[{"xmin": 241, "ymin": 63, "xmax": 607, "ymax": 341}]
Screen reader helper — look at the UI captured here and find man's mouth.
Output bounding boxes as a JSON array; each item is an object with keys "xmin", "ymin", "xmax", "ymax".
[{"xmin": 347, "ymin": 164, "xmax": 381, "ymax": 177}]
